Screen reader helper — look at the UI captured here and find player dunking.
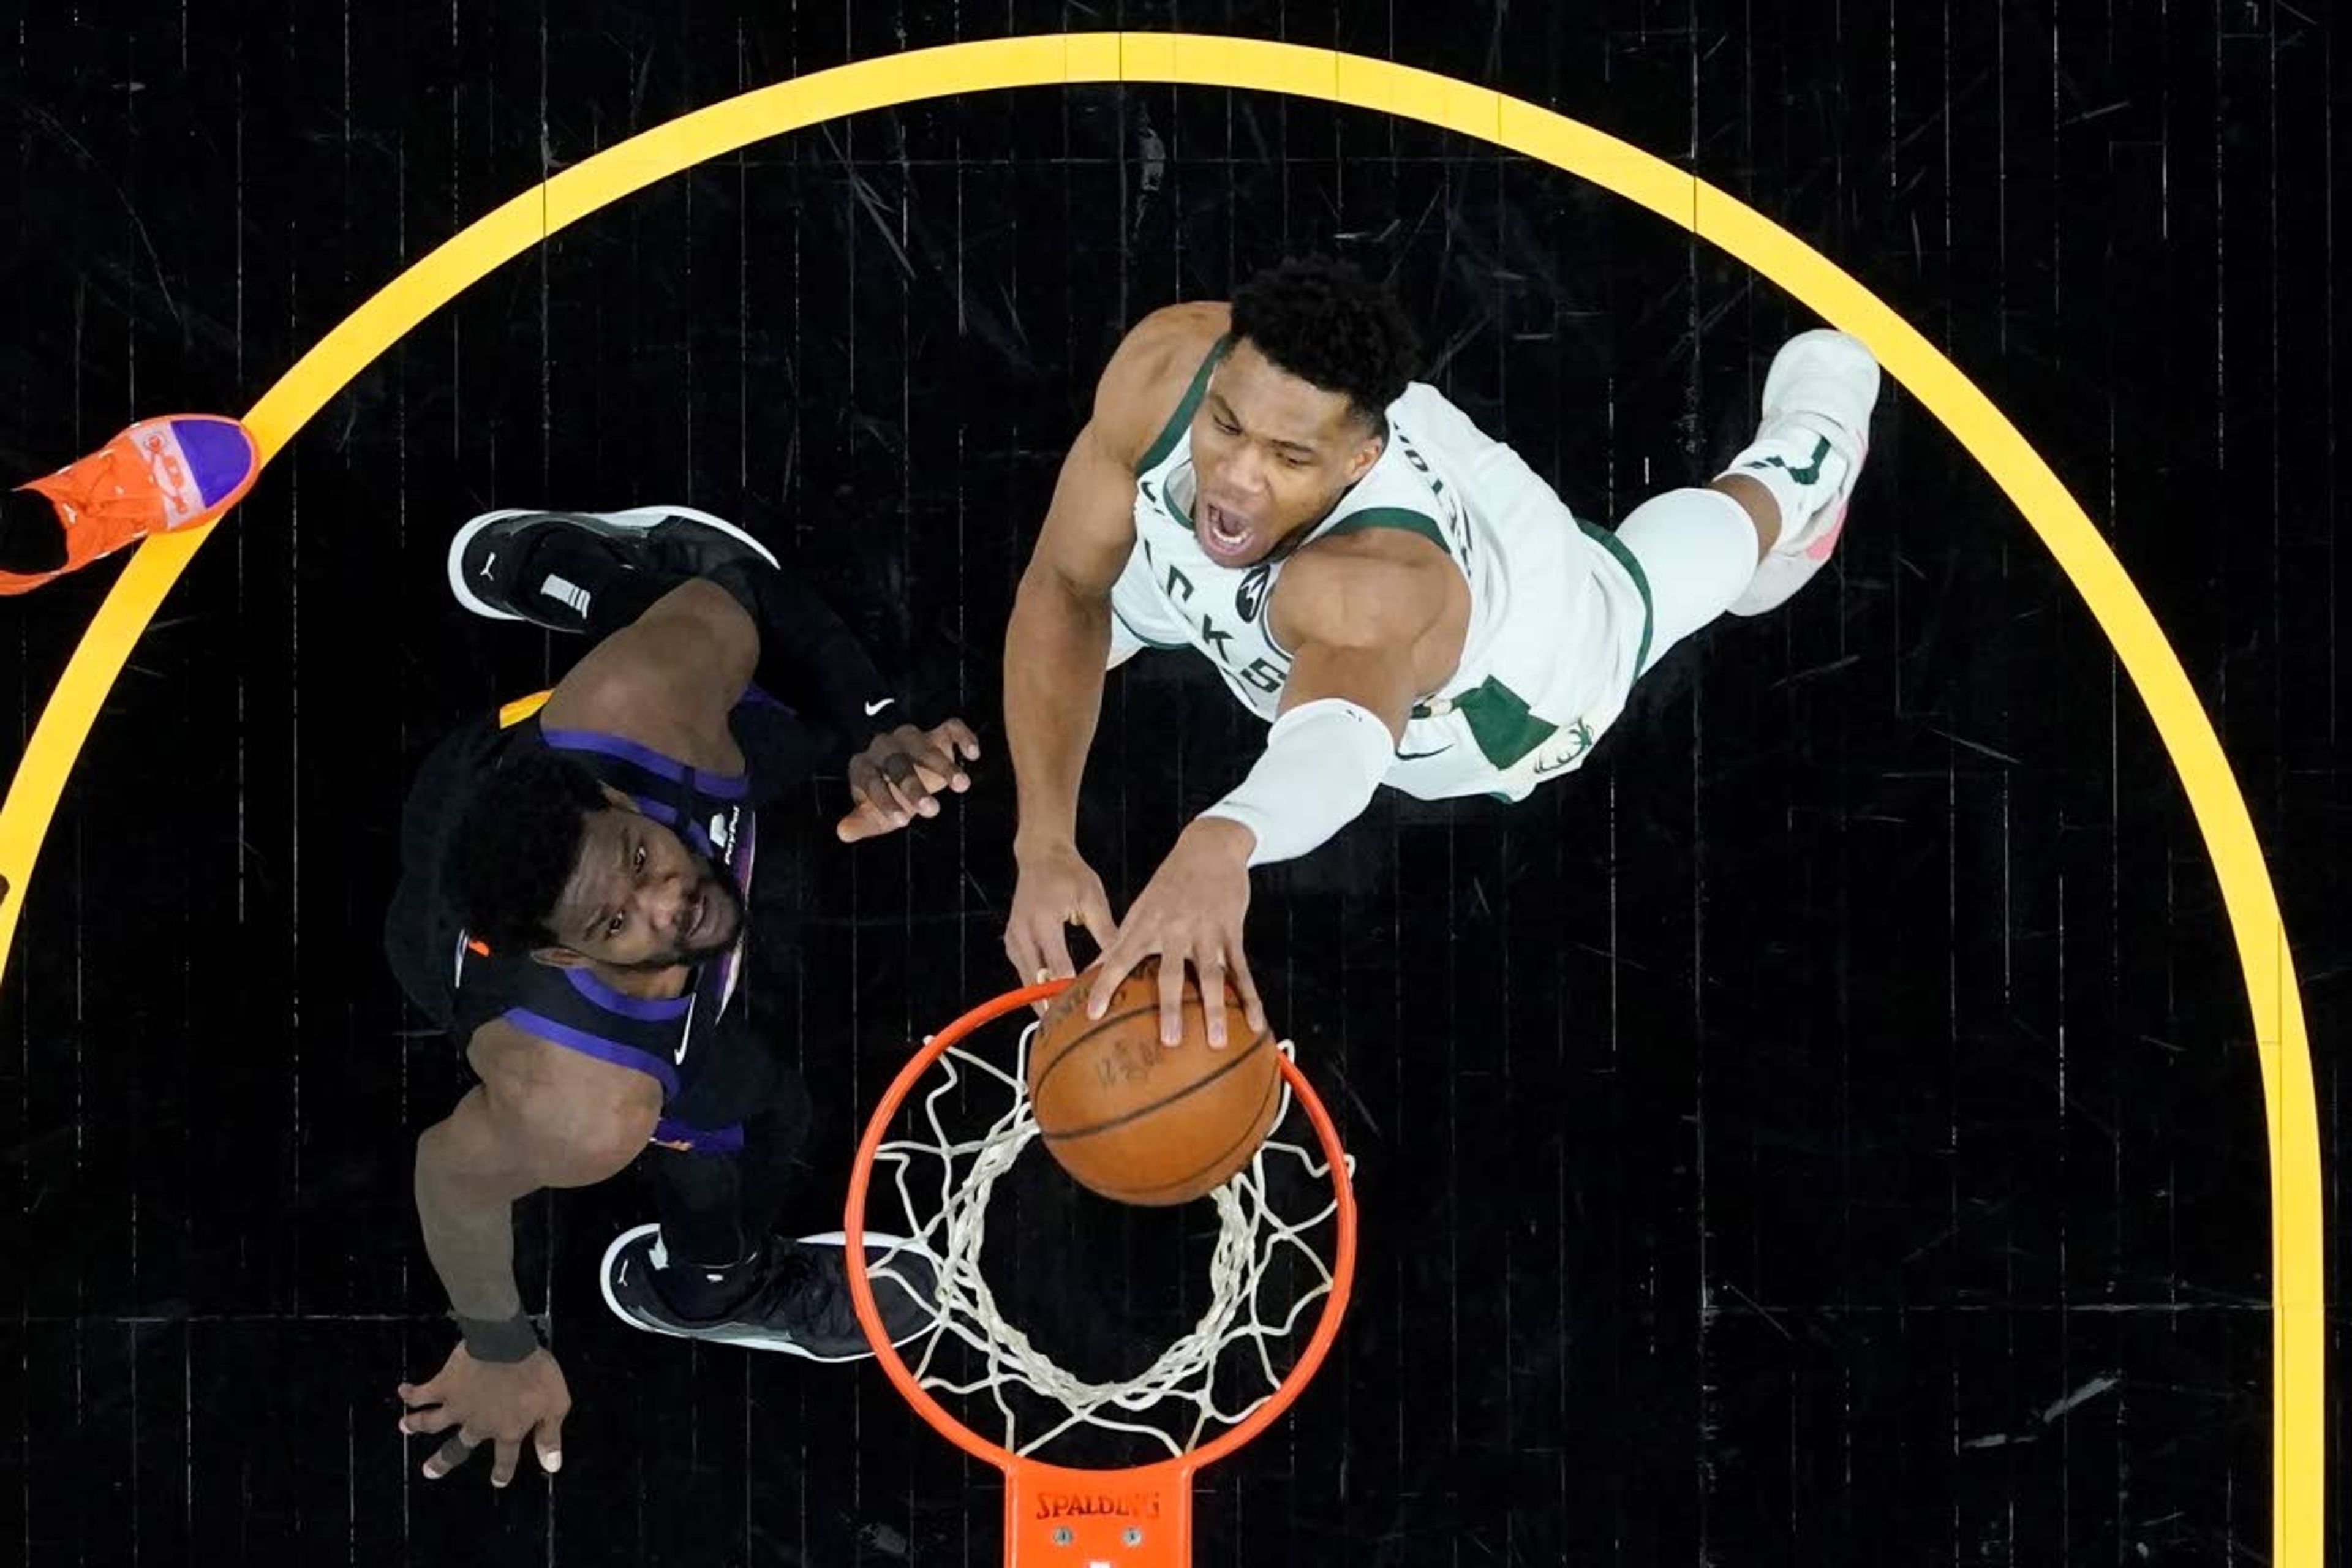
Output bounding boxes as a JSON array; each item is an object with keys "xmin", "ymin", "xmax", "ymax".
[
  {"xmin": 386, "ymin": 505, "xmax": 978, "ymax": 1488},
  {"xmin": 1002, "ymin": 257, "xmax": 1880, "ymax": 1042}
]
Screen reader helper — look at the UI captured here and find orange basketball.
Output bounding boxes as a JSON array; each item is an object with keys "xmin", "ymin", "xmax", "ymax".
[{"xmin": 1028, "ymin": 958, "xmax": 1282, "ymax": 1206}]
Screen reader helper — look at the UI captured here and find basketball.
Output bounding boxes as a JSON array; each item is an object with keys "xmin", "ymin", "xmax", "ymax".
[{"xmin": 1027, "ymin": 958, "xmax": 1283, "ymax": 1206}]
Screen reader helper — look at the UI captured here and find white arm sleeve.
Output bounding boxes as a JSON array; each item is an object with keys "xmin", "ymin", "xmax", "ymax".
[{"xmin": 1196, "ymin": 696, "xmax": 1396, "ymax": 867}]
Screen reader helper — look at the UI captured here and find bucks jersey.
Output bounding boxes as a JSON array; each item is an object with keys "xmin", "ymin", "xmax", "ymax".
[{"xmin": 1107, "ymin": 336, "xmax": 1657, "ymax": 802}]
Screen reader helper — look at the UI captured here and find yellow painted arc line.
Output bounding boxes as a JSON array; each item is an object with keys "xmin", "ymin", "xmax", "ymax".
[{"xmin": 0, "ymin": 32, "xmax": 2318, "ymax": 1561}]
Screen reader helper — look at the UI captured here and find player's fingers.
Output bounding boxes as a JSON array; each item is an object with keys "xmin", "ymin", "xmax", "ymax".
[
  {"xmin": 1087, "ymin": 938, "xmax": 1140, "ymax": 1020},
  {"xmin": 1076, "ymin": 883, "xmax": 1118, "ymax": 954},
  {"xmin": 1157, "ymin": 946, "xmax": 1189, "ymax": 1047},
  {"xmin": 899, "ymin": 743, "xmax": 962, "ymax": 808},
  {"xmin": 534, "ymin": 1413, "xmax": 565, "ymax": 1476},
  {"xmin": 933, "ymin": 717, "xmax": 983, "ymax": 766},
  {"xmin": 399, "ymin": 1402, "xmax": 458, "ymax": 1437},
  {"xmin": 1039, "ymin": 918, "xmax": 1078, "ymax": 984},
  {"xmin": 1005, "ymin": 916, "xmax": 1073, "ymax": 1012},
  {"xmin": 875, "ymin": 754, "xmax": 938, "ymax": 819},
  {"xmin": 845, "ymin": 768, "xmax": 911, "ymax": 830},
  {"xmin": 421, "ymin": 1429, "xmax": 481, "ymax": 1480},
  {"xmin": 921, "ymin": 724, "xmax": 978, "ymax": 788},
  {"xmin": 835, "ymin": 800, "xmax": 895, "ymax": 843},
  {"xmin": 1229, "ymin": 941, "xmax": 1268, "ymax": 1036},
  {"xmin": 916, "ymin": 739, "xmax": 962, "ymax": 783},
  {"xmin": 490, "ymin": 1437, "xmax": 522, "ymax": 1490},
  {"xmin": 395, "ymin": 1379, "xmax": 438, "ymax": 1410},
  {"xmin": 1198, "ymin": 949, "xmax": 1231, "ymax": 1049}
]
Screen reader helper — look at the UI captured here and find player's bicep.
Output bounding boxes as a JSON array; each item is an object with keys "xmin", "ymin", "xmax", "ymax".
[
  {"xmin": 434, "ymin": 1031, "xmax": 659, "ymax": 1196},
  {"xmin": 542, "ymin": 579, "xmax": 758, "ymax": 741},
  {"xmin": 1026, "ymin": 305, "xmax": 1227, "ymax": 603},
  {"xmin": 1027, "ymin": 417, "xmax": 1144, "ymax": 600},
  {"xmin": 1273, "ymin": 551, "xmax": 1453, "ymax": 736}
]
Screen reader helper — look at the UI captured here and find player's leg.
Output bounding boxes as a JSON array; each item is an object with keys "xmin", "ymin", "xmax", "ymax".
[
  {"xmin": 448, "ymin": 505, "xmax": 772, "ymax": 712},
  {"xmin": 446, "ymin": 504, "xmax": 895, "ymax": 756},
  {"xmin": 1616, "ymin": 330, "xmax": 1883, "ymax": 665},
  {"xmin": 600, "ymin": 1052, "xmax": 935, "ymax": 1358}
]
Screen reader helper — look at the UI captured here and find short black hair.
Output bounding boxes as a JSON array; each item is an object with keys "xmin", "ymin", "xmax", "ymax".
[
  {"xmin": 1229, "ymin": 256, "xmax": 1422, "ymax": 431},
  {"xmin": 443, "ymin": 746, "xmax": 609, "ymax": 954}
]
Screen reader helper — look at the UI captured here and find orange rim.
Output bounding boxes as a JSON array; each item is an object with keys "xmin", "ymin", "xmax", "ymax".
[{"xmin": 842, "ymin": 976, "xmax": 1359, "ymax": 1481}]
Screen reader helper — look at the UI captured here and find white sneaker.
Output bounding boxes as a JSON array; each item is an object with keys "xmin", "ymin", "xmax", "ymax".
[{"xmin": 1723, "ymin": 330, "xmax": 1882, "ymax": 616}]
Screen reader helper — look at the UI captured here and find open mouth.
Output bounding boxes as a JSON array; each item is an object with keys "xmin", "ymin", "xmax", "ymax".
[{"xmin": 1200, "ymin": 499, "xmax": 1254, "ymax": 561}]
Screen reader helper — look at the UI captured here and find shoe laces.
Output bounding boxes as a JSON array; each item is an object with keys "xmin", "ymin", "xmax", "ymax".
[{"xmin": 738, "ymin": 1244, "xmax": 863, "ymax": 1341}]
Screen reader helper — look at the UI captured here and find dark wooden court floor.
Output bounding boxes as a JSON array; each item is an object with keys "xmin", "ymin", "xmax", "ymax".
[{"xmin": 0, "ymin": 3, "xmax": 2343, "ymax": 1564}]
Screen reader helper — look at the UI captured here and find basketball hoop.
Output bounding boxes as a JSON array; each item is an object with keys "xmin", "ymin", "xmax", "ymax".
[{"xmin": 843, "ymin": 979, "xmax": 1357, "ymax": 1566}]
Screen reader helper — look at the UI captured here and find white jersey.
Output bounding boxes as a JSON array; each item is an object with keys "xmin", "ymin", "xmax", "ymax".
[{"xmin": 1108, "ymin": 336, "xmax": 1656, "ymax": 802}]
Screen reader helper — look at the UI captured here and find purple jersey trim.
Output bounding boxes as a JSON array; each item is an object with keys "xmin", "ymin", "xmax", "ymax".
[
  {"xmin": 540, "ymin": 726, "xmax": 750, "ymax": 801},
  {"xmin": 565, "ymin": 966, "xmax": 692, "ymax": 1021},
  {"xmin": 504, "ymin": 1008, "xmax": 680, "ymax": 1101}
]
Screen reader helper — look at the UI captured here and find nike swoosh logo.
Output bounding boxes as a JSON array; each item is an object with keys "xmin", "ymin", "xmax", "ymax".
[
  {"xmin": 863, "ymin": 697, "xmax": 895, "ymax": 717},
  {"xmin": 1395, "ymin": 745, "xmax": 1453, "ymax": 761}
]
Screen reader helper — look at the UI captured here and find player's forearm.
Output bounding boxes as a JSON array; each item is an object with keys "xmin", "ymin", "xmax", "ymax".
[
  {"xmin": 706, "ymin": 560, "xmax": 898, "ymax": 748},
  {"xmin": 1004, "ymin": 568, "xmax": 1114, "ymax": 856},
  {"xmin": 413, "ymin": 1121, "xmax": 526, "ymax": 1321}
]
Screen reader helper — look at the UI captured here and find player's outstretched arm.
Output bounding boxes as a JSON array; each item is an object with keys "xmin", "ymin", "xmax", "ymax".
[
  {"xmin": 399, "ymin": 1030, "xmax": 655, "ymax": 1490},
  {"xmin": 1002, "ymin": 304, "xmax": 1223, "ymax": 989},
  {"xmin": 1082, "ymin": 532, "xmax": 1461, "ymax": 1049}
]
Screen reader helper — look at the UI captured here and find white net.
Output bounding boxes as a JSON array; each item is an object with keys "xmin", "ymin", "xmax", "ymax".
[{"xmin": 863, "ymin": 1020, "xmax": 1352, "ymax": 1461}]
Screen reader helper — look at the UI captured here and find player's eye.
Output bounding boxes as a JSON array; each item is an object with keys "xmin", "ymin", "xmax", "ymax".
[
  {"xmin": 632, "ymin": 842, "xmax": 647, "ymax": 874},
  {"xmin": 606, "ymin": 911, "xmax": 626, "ymax": 936}
]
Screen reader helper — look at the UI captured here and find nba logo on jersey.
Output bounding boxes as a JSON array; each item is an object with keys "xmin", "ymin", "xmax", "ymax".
[{"xmin": 707, "ymin": 807, "xmax": 738, "ymax": 858}]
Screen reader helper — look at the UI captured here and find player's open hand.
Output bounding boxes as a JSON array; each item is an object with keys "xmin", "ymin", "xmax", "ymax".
[
  {"xmin": 397, "ymin": 1341, "xmax": 571, "ymax": 1489},
  {"xmin": 1006, "ymin": 840, "xmax": 1117, "ymax": 1008},
  {"xmin": 1084, "ymin": 816, "xmax": 1267, "ymax": 1049},
  {"xmin": 837, "ymin": 718, "xmax": 982, "ymax": 842}
]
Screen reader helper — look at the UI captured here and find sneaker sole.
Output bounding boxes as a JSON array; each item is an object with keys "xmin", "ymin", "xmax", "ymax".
[
  {"xmin": 446, "ymin": 505, "xmax": 780, "ymax": 623},
  {"xmin": 595, "ymin": 1222, "xmax": 937, "ymax": 1362}
]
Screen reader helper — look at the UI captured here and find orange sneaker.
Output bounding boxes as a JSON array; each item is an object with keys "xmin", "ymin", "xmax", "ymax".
[{"xmin": 0, "ymin": 414, "xmax": 260, "ymax": 595}]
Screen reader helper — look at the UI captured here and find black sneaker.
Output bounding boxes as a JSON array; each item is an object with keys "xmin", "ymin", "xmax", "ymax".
[
  {"xmin": 597, "ymin": 1223, "xmax": 940, "ymax": 1362},
  {"xmin": 445, "ymin": 505, "xmax": 778, "ymax": 633}
]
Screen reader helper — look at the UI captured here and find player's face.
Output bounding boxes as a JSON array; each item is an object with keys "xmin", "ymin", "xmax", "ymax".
[
  {"xmin": 1188, "ymin": 340, "xmax": 1384, "ymax": 567},
  {"xmin": 542, "ymin": 801, "xmax": 744, "ymax": 971}
]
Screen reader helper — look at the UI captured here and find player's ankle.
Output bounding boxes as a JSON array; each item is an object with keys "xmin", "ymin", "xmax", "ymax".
[{"xmin": 1704, "ymin": 473, "xmax": 1782, "ymax": 557}]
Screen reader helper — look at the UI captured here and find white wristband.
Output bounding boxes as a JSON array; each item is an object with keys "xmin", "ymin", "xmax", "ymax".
[{"xmin": 1197, "ymin": 697, "xmax": 1396, "ymax": 867}]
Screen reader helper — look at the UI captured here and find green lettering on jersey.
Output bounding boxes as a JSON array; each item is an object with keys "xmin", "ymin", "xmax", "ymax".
[{"xmin": 1198, "ymin": 616, "xmax": 1234, "ymax": 662}]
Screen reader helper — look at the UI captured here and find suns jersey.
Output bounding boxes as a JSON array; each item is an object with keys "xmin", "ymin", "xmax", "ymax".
[
  {"xmin": 1112, "ymin": 336, "xmax": 1656, "ymax": 801},
  {"xmin": 445, "ymin": 690, "xmax": 780, "ymax": 1155}
]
